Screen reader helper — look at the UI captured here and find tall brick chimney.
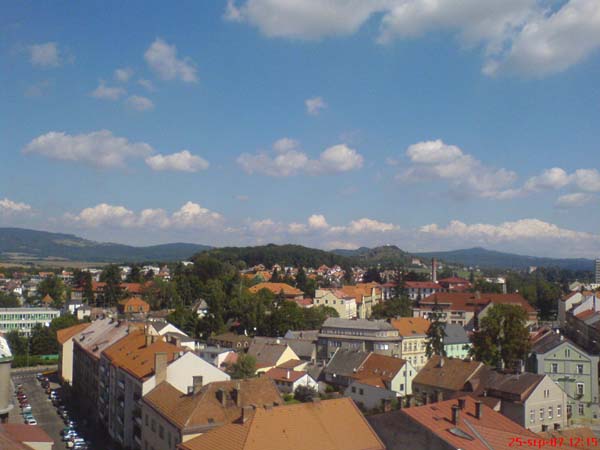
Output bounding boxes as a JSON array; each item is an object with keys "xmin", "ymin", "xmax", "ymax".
[
  {"xmin": 432, "ymin": 258, "xmax": 437, "ymax": 283},
  {"xmin": 154, "ymin": 352, "xmax": 168, "ymax": 385}
]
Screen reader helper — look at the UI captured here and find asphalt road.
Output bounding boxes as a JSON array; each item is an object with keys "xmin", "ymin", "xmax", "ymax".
[{"xmin": 11, "ymin": 370, "xmax": 65, "ymax": 449}]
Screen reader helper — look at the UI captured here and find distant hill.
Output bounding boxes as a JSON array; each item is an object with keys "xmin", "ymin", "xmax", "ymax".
[
  {"xmin": 331, "ymin": 245, "xmax": 413, "ymax": 266},
  {"xmin": 417, "ymin": 247, "xmax": 594, "ymax": 271},
  {"xmin": 0, "ymin": 228, "xmax": 211, "ymax": 263},
  {"xmin": 204, "ymin": 244, "xmax": 352, "ymax": 268}
]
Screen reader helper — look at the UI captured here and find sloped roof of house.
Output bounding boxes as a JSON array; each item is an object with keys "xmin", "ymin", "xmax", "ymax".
[
  {"xmin": 56, "ymin": 322, "xmax": 91, "ymax": 345},
  {"xmin": 178, "ymin": 398, "xmax": 385, "ymax": 450},
  {"xmin": 323, "ymin": 349, "xmax": 371, "ymax": 378},
  {"xmin": 118, "ymin": 296, "xmax": 149, "ymax": 309},
  {"xmin": 41, "ymin": 294, "xmax": 53, "ymax": 305},
  {"xmin": 248, "ymin": 282, "xmax": 303, "ymax": 297},
  {"xmin": 247, "ymin": 341, "xmax": 297, "ymax": 368},
  {"xmin": 321, "ymin": 317, "xmax": 397, "ymax": 331},
  {"xmin": 0, "ymin": 424, "xmax": 54, "ymax": 443},
  {"xmin": 413, "ymin": 355, "xmax": 483, "ymax": 391},
  {"xmin": 103, "ymin": 330, "xmax": 182, "ymax": 380},
  {"xmin": 369, "ymin": 397, "xmax": 537, "ymax": 450},
  {"xmin": 73, "ymin": 316, "xmax": 135, "ymax": 360},
  {"xmin": 352, "ymin": 353, "xmax": 407, "ymax": 389},
  {"xmin": 419, "ymin": 292, "xmax": 536, "ymax": 314},
  {"xmin": 339, "ymin": 283, "xmax": 381, "ymax": 304},
  {"xmin": 443, "ymin": 323, "xmax": 470, "ymax": 345},
  {"xmin": 144, "ymin": 378, "xmax": 282, "ymax": 432},
  {"xmin": 531, "ymin": 329, "xmax": 580, "ymax": 354},
  {"xmin": 404, "ymin": 281, "xmax": 441, "ymax": 289},
  {"xmin": 390, "ymin": 317, "xmax": 430, "ymax": 337},
  {"xmin": 265, "ymin": 368, "xmax": 308, "ymax": 383}
]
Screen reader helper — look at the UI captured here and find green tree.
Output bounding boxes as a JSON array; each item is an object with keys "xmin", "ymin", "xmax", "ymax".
[
  {"xmin": 295, "ymin": 267, "xmax": 307, "ymax": 291},
  {"xmin": 30, "ymin": 324, "xmax": 58, "ymax": 355},
  {"xmin": 0, "ymin": 292, "xmax": 20, "ymax": 307},
  {"xmin": 268, "ymin": 301, "xmax": 305, "ymax": 336},
  {"xmin": 100, "ymin": 264, "xmax": 123, "ymax": 306},
  {"xmin": 271, "ymin": 268, "xmax": 281, "ymax": 282},
  {"xmin": 128, "ymin": 264, "xmax": 143, "ymax": 283},
  {"xmin": 303, "ymin": 306, "xmax": 338, "ymax": 329},
  {"xmin": 470, "ymin": 304, "xmax": 531, "ymax": 368},
  {"xmin": 38, "ymin": 276, "xmax": 65, "ymax": 306},
  {"xmin": 294, "ymin": 385, "xmax": 318, "ymax": 402},
  {"xmin": 5, "ymin": 330, "xmax": 27, "ymax": 355},
  {"xmin": 363, "ymin": 267, "xmax": 382, "ymax": 283},
  {"xmin": 144, "ymin": 278, "xmax": 180, "ymax": 310},
  {"xmin": 230, "ymin": 354, "xmax": 257, "ymax": 379},
  {"xmin": 425, "ymin": 299, "xmax": 446, "ymax": 358}
]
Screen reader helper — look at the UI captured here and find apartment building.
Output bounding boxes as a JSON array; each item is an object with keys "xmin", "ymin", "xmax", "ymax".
[
  {"xmin": 56, "ymin": 322, "xmax": 91, "ymax": 385},
  {"xmin": 390, "ymin": 317, "xmax": 430, "ymax": 371},
  {"xmin": 0, "ymin": 307, "xmax": 60, "ymax": 335},
  {"xmin": 313, "ymin": 289, "xmax": 357, "ymax": 319}
]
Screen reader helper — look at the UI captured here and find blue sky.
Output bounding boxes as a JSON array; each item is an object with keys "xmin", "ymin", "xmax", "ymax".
[{"xmin": 1, "ymin": 0, "xmax": 600, "ymax": 257}]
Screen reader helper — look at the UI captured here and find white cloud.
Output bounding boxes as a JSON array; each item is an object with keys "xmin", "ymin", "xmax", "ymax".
[
  {"xmin": 125, "ymin": 95, "xmax": 155, "ymax": 111},
  {"xmin": 91, "ymin": 80, "xmax": 126, "ymax": 101},
  {"xmin": 29, "ymin": 42, "xmax": 61, "ymax": 67},
  {"xmin": 343, "ymin": 218, "xmax": 397, "ymax": 234},
  {"xmin": 307, "ymin": 214, "xmax": 329, "ymax": 230},
  {"xmin": 572, "ymin": 169, "xmax": 600, "ymax": 192},
  {"xmin": 286, "ymin": 214, "xmax": 397, "ymax": 236},
  {"xmin": 22, "ymin": 130, "xmax": 153, "ymax": 168},
  {"xmin": 138, "ymin": 79, "xmax": 156, "ymax": 91},
  {"xmin": 114, "ymin": 67, "xmax": 134, "ymax": 82},
  {"xmin": 145, "ymin": 150, "xmax": 209, "ymax": 172},
  {"xmin": 397, "ymin": 139, "xmax": 517, "ymax": 199},
  {"xmin": 68, "ymin": 201, "xmax": 223, "ymax": 229},
  {"xmin": 227, "ymin": 0, "xmax": 599, "ymax": 77},
  {"xmin": 523, "ymin": 167, "xmax": 571, "ymax": 192},
  {"xmin": 485, "ymin": 0, "xmax": 600, "ymax": 76},
  {"xmin": 237, "ymin": 139, "xmax": 363, "ymax": 176},
  {"xmin": 305, "ymin": 96, "xmax": 327, "ymax": 115},
  {"xmin": 556, "ymin": 193, "xmax": 595, "ymax": 209},
  {"xmin": 0, "ymin": 198, "xmax": 32, "ymax": 215},
  {"xmin": 144, "ymin": 38, "xmax": 198, "ymax": 83}
]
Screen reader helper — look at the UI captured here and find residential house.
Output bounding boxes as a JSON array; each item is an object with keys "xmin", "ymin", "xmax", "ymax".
[
  {"xmin": 313, "ymin": 289, "xmax": 357, "ymax": 319},
  {"xmin": 99, "ymin": 330, "xmax": 230, "ymax": 449},
  {"xmin": 142, "ymin": 378, "xmax": 282, "ymax": 450},
  {"xmin": 283, "ymin": 330, "xmax": 318, "ymax": 362},
  {"xmin": 345, "ymin": 353, "xmax": 415, "ymax": 410},
  {"xmin": 405, "ymin": 282, "xmax": 442, "ymax": 301},
  {"xmin": 248, "ymin": 282, "xmax": 304, "ymax": 300},
  {"xmin": 527, "ymin": 328, "xmax": 600, "ymax": 421},
  {"xmin": 71, "ymin": 317, "xmax": 134, "ymax": 424},
  {"xmin": 56, "ymin": 322, "xmax": 91, "ymax": 385},
  {"xmin": 208, "ymin": 332, "xmax": 252, "ymax": 350},
  {"xmin": 339, "ymin": 283, "xmax": 383, "ymax": 319},
  {"xmin": 438, "ymin": 277, "xmax": 472, "ymax": 292},
  {"xmin": 146, "ymin": 320, "xmax": 186, "ymax": 337},
  {"xmin": 413, "ymin": 292, "xmax": 538, "ymax": 330},
  {"xmin": 195, "ymin": 345, "xmax": 237, "ymax": 370},
  {"xmin": 0, "ymin": 424, "xmax": 54, "ymax": 450},
  {"xmin": 317, "ymin": 318, "xmax": 402, "ymax": 361},
  {"xmin": 391, "ymin": 317, "xmax": 430, "ymax": 370},
  {"xmin": 369, "ymin": 396, "xmax": 538, "ymax": 450},
  {"xmin": 118, "ymin": 296, "xmax": 150, "ymax": 316},
  {"xmin": 264, "ymin": 368, "xmax": 318, "ymax": 394},
  {"xmin": 412, "ymin": 356, "xmax": 484, "ymax": 402},
  {"xmin": 443, "ymin": 323, "xmax": 471, "ymax": 359},
  {"xmin": 178, "ymin": 398, "xmax": 385, "ymax": 450},
  {"xmin": 246, "ymin": 341, "xmax": 299, "ymax": 373}
]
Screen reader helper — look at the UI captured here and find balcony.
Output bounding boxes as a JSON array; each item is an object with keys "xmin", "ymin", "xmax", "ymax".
[
  {"xmin": 117, "ymin": 380, "xmax": 125, "ymax": 390},
  {"xmin": 135, "ymin": 416, "xmax": 142, "ymax": 427},
  {"xmin": 134, "ymin": 434, "xmax": 142, "ymax": 449},
  {"xmin": 116, "ymin": 414, "xmax": 124, "ymax": 426}
]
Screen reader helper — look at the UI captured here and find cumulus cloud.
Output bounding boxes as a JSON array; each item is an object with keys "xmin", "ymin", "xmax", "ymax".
[
  {"xmin": 68, "ymin": 201, "xmax": 223, "ymax": 229},
  {"xmin": 305, "ymin": 96, "xmax": 327, "ymax": 115},
  {"xmin": 125, "ymin": 95, "xmax": 155, "ymax": 111},
  {"xmin": 397, "ymin": 139, "xmax": 517, "ymax": 199},
  {"xmin": 572, "ymin": 169, "xmax": 600, "ymax": 192},
  {"xmin": 91, "ymin": 80, "xmax": 126, "ymax": 101},
  {"xmin": 0, "ymin": 198, "xmax": 32, "ymax": 215},
  {"xmin": 287, "ymin": 214, "xmax": 397, "ymax": 235},
  {"xmin": 144, "ymin": 38, "xmax": 198, "ymax": 83},
  {"xmin": 114, "ymin": 67, "xmax": 134, "ymax": 82},
  {"xmin": 555, "ymin": 193, "xmax": 595, "ymax": 209},
  {"xmin": 226, "ymin": 0, "xmax": 599, "ymax": 77},
  {"xmin": 138, "ymin": 79, "xmax": 156, "ymax": 91},
  {"xmin": 22, "ymin": 130, "xmax": 153, "ymax": 168},
  {"xmin": 237, "ymin": 138, "xmax": 363, "ymax": 176},
  {"xmin": 523, "ymin": 167, "xmax": 571, "ymax": 192},
  {"xmin": 145, "ymin": 150, "xmax": 209, "ymax": 172},
  {"xmin": 29, "ymin": 42, "xmax": 61, "ymax": 67}
]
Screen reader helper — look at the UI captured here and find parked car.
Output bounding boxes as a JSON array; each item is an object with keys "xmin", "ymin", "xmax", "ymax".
[
  {"xmin": 24, "ymin": 417, "xmax": 37, "ymax": 425},
  {"xmin": 21, "ymin": 406, "xmax": 32, "ymax": 414}
]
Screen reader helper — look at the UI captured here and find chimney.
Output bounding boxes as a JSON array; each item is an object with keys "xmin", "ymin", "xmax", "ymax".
[
  {"xmin": 232, "ymin": 385, "xmax": 242, "ymax": 407},
  {"xmin": 475, "ymin": 401, "xmax": 483, "ymax": 419},
  {"xmin": 217, "ymin": 388, "xmax": 227, "ymax": 406},
  {"xmin": 193, "ymin": 376, "xmax": 203, "ymax": 395},
  {"xmin": 146, "ymin": 333, "xmax": 154, "ymax": 347},
  {"xmin": 432, "ymin": 258, "xmax": 437, "ymax": 283},
  {"xmin": 458, "ymin": 398, "xmax": 466, "ymax": 410},
  {"xmin": 154, "ymin": 352, "xmax": 168, "ymax": 385},
  {"xmin": 451, "ymin": 405, "xmax": 460, "ymax": 426},
  {"xmin": 241, "ymin": 405, "xmax": 253, "ymax": 423}
]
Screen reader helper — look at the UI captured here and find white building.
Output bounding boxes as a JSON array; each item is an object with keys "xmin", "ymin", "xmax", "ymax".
[{"xmin": 0, "ymin": 307, "xmax": 60, "ymax": 336}]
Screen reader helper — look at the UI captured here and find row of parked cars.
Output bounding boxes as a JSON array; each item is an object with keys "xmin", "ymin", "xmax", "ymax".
[
  {"xmin": 37, "ymin": 373, "xmax": 91, "ymax": 450},
  {"xmin": 15, "ymin": 382, "xmax": 37, "ymax": 425}
]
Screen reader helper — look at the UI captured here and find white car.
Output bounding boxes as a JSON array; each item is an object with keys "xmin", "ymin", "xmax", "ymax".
[{"xmin": 25, "ymin": 417, "xmax": 37, "ymax": 425}]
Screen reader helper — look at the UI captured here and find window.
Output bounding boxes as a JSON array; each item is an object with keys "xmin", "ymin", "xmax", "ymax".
[
  {"xmin": 557, "ymin": 405, "xmax": 562, "ymax": 417},
  {"xmin": 359, "ymin": 388, "xmax": 364, "ymax": 395},
  {"xmin": 151, "ymin": 419, "xmax": 156, "ymax": 432},
  {"xmin": 548, "ymin": 406, "xmax": 553, "ymax": 419},
  {"xmin": 400, "ymin": 384, "xmax": 404, "ymax": 391},
  {"xmin": 577, "ymin": 383, "xmax": 584, "ymax": 396},
  {"xmin": 567, "ymin": 405, "xmax": 572, "ymax": 416},
  {"xmin": 565, "ymin": 349, "xmax": 571, "ymax": 357},
  {"xmin": 351, "ymin": 387, "xmax": 356, "ymax": 393},
  {"xmin": 145, "ymin": 414, "xmax": 148, "ymax": 426},
  {"xmin": 168, "ymin": 432, "xmax": 171, "ymax": 447},
  {"xmin": 578, "ymin": 403, "xmax": 584, "ymax": 415},
  {"xmin": 577, "ymin": 364, "xmax": 584, "ymax": 375},
  {"xmin": 551, "ymin": 363, "xmax": 558, "ymax": 373},
  {"xmin": 159, "ymin": 425, "xmax": 164, "ymax": 439},
  {"xmin": 530, "ymin": 409, "xmax": 535, "ymax": 423},
  {"xmin": 543, "ymin": 389, "xmax": 550, "ymax": 398},
  {"xmin": 539, "ymin": 408, "xmax": 544, "ymax": 421}
]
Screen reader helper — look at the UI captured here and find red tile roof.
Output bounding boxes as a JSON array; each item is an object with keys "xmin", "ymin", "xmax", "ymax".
[
  {"xmin": 265, "ymin": 368, "xmax": 307, "ymax": 383},
  {"xmin": 0, "ymin": 424, "xmax": 54, "ymax": 443},
  {"xmin": 56, "ymin": 322, "xmax": 92, "ymax": 345},
  {"xmin": 419, "ymin": 292, "xmax": 536, "ymax": 314},
  {"xmin": 405, "ymin": 281, "xmax": 441, "ymax": 289}
]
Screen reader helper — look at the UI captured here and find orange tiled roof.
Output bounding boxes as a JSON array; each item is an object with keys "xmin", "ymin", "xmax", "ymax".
[
  {"xmin": 56, "ymin": 322, "xmax": 92, "ymax": 345},
  {"xmin": 413, "ymin": 355, "xmax": 483, "ymax": 392},
  {"xmin": 265, "ymin": 367, "xmax": 307, "ymax": 383},
  {"xmin": 339, "ymin": 283, "xmax": 381, "ymax": 304},
  {"xmin": 390, "ymin": 317, "xmax": 430, "ymax": 337},
  {"xmin": 0, "ymin": 424, "xmax": 54, "ymax": 443},
  {"xmin": 41, "ymin": 294, "xmax": 53, "ymax": 305},
  {"xmin": 419, "ymin": 292, "xmax": 536, "ymax": 314},
  {"xmin": 118, "ymin": 296, "xmax": 150, "ymax": 308},
  {"xmin": 144, "ymin": 378, "xmax": 282, "ymax": 432},
  {"xmin": 248, "ymin": 282, "xmax": 303, "ymax": 297},
  {"xmin": 575, "ymin": 309, "xmax": 596, "ymax": 321},
  {"xmin": 353, "ymin": 353, "xmax": 406, "ymax": 387},
  {"xmin": 178, "ymin": 398, "xmax": 385, "ymax": 450},
  {"xmin": 103, "ymin": 330, "xmax": 182, "ymax": 380}
]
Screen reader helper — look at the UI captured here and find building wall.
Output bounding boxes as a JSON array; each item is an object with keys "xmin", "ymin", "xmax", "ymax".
[
  {"xmin": 0, "ymin": 356, "xmax": 13, "ymax": 418},
  {"xmin": 317, "ymin": 336, "xmax": 402, "ymax": 361},
  {"xmin": 313, "ymin": 290, "xmax": 357, "ymax": 319},
  {"xmin": 399, "ymin": 337, "xmax": 428, "ymax": 371},
  {"xmin": 444, "ymin": 343, "xmax": 471, "ymax": 360},
  {"xmin": 520, "ymin": 376, "xmax": 568, "ymax": 432},
  {"xmin": 59, "ymin": 338, "xmax": 75, "ymax": 384},
  {"xmin": 142, "ymin": 399, "xmax": 182, "ymax": 450},
  {"xmin": 346, "ymin": 381, "xmax": 398, "ymax": 410},
  {"xmin": 72, "ymin": 343, "xmax": 100, "ymax": 424},
  {"xmin": 165, "ymin": 353, "xmax": 230, "ymax": 393},
  {"xmin": 0, "ymin": 308, "xmax": 60, "ymax": 335},
  {"xmin": 272, "ymin": 374, "xmax": 318, "ymax": 394}
]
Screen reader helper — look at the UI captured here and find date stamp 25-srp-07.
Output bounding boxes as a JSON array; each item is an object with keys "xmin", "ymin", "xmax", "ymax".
[{"xmin": 509, "ymin": 437, "xmax": 600, "ymax": 448}]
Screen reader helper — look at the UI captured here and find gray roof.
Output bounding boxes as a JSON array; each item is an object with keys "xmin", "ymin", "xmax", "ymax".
[
  {"xmin": 443, "ymin": 323, "xmax": 470, "ymax": 345},
  {"xmin": 252, "ymin": 336, "xmax": 315, "ymax": 360},
  {"xmin": 284, "ymin": 330, "xmax": 318, "ymax": 341},
  {"xmin": 323, "ymin": 349, "xmax": 370, "ymax": 378},
  {"xmin": 322, "ymin": 318, "xmax": 396, "ymax": 331},
  {"xmin": 247, "ymin": 341, "xmax": 290, "ymax": 367},
  {"xmin": 531, "ymin": 330, "xmax": 587, "ymax": 355}
]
